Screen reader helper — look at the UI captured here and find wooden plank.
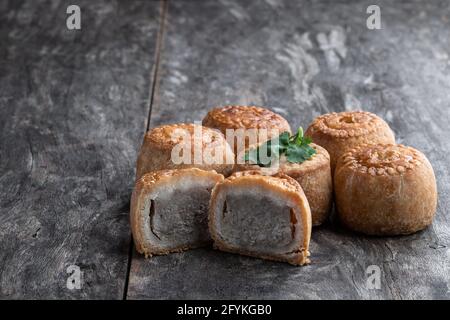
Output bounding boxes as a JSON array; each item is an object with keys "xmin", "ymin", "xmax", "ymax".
[
  {"xmin": 0, "ymin": 0, "xmax": 160, "ymax": 298},
  {"xmin": 127, "ymin": 0, "xmax": 450, "ymax": 299}
]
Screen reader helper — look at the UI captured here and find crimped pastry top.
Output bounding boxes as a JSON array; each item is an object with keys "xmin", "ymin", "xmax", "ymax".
[
  {"xmin": 203, "ymin": 105, "xmax": 291, "ymax": 132},
  {"xmin": 307, "ymin": 111, "xmax": 390, "ymax": 138},
  {"xmin": 229, "ymin": 171, "xmax": 303, "ymax": 195},
  {"xmin": 144, "ymin": 123, "xmax": 230, "ymax": 150},
  {"xmin": 138, "ymin": 167, "xmax": 223, "ymax": 188},
  {"xmin": 338, "ymin": 144, "xmax": 426, "ymax": 176}
]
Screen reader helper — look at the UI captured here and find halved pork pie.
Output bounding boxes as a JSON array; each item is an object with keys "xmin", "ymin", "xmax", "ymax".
[
  {"xmin": 131, "ymin": 168, "xmax": 224, "ymax": 256},
  {"xmin": 209, "ymin": 171, "xmax": 311, "ymax": 265}
]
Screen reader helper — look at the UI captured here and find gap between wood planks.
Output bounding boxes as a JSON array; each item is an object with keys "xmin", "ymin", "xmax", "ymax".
[{"xmin": 122, "ymin": 0, "xmax": 169, "ymax": 300}]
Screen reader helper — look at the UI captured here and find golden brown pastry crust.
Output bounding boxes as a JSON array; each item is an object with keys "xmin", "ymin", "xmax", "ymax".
[
  {"xmin": 233, "ymin": 143, "xmax": 332, "ymax": 226},
  {"xmin": 136, "ymin": 123, "xmax": 234, "ymax": 179},
  {"xmin": 209, "ymin": 172, "xmax": 311, "ymax": 265},
  {"xmin": 334, "ymin": 144, "xmax": 437, "ymax": 235},
  {"xmin": 130, "ymin": 168, "xmax": 224, "ymax": 256},
  {"xmin": 305, "ymin": 111, "xmax": 395, "ymax": 171},
  {"xmin": 202, "ymin": 105, "xmax": 291, "ymax": 155}
]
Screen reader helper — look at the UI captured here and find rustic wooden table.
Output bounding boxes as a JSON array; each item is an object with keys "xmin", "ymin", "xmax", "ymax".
[{"xmin": 0, "ymin": 0, "xmax": 449, "ymax": 299}]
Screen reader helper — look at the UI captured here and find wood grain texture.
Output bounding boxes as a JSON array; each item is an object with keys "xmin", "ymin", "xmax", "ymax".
[
  {"xmin": 127, "ymin": 0, "xmax": 450, "ymax": 299},
  {"xmin": 0, "ymin": 0, "xmax": 160, "ymax": 298}
]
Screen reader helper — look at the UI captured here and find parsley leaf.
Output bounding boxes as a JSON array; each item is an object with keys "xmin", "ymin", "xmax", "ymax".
[
  {"xmin": 286, "ymin": 143, "xmax": 316, "ymax": 163},
  {"xmin": 244, "ymin": 127, "xmax": 316, "ymax": 166}
]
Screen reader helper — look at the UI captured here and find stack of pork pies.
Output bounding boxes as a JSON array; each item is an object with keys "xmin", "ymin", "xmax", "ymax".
[{"xmin": 130, "ymin": 106, "xmax": 437, "ymax": 266}]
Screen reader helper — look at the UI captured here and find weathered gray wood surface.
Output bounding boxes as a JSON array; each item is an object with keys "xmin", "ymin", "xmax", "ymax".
[
  {"xmin": 0, "ymin": 0, "xmax": 160, "ymax": 298},
  {"xmin": 127, "ymin": 0, "xmax": 450, "ymax": 299}
]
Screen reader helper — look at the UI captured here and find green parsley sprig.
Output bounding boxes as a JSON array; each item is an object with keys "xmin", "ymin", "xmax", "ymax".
[{"xmin": 244, "ymin": 127, "xmax": 316, "ymax": 167}]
